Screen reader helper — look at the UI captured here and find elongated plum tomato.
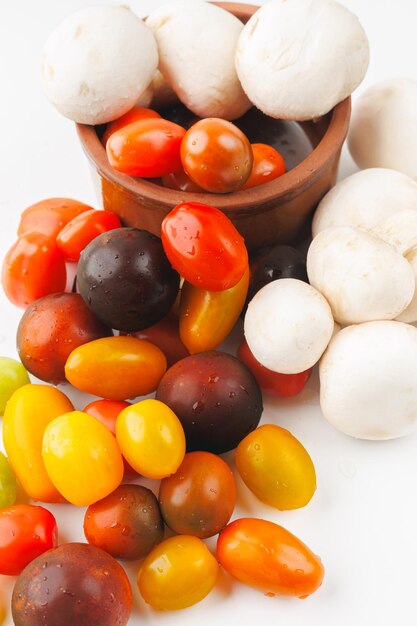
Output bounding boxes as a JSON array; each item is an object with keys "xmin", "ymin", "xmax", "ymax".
[
  {"xmin": 181, "ymin": 118, "xmax": 253, "ymax": 193},
  {"xmin": 0, "ymin": 504, "xmax": 57, "ymax": 576},
  {"xmin": 137, "ymin": 535, "xmax": 218, "ymax": 610},
  {"xmin": 242, "ymin": 143, "xmax": 286, "ymax": 190},
  {"xmin": 161, "ymin": 202, "xmax": 248, "ymax": 291},
  {"xmin": 17, "ymin": 198, "xmax": 92, "ymax": 239},
  {"xmin": 106, "ymin": 118, "xmax": 185, "ymax": 177},
  {"xmin": 217, "ymin": 518, "xmax": 324, "ymax": 598},
  {"xmin": 2, "ymin": 233, "xmax": 66, "ymax": 308},
  {"xmin": 102, "ymin": 106, "xmax": 160, "ymax": 145},
  {"xmin": 56, "ymin": 210, "xmax": 121, "ymax": 261}
]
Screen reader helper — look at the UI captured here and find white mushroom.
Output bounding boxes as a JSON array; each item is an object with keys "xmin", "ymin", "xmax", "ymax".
[
  {"xmin": 397, "ymin": 248, "xmax": 417, "ymax": 323},
  {"xmin": 151, "ymin": 70, "xmax": 178, "ymax": 109},
  {"xmin": 42, "ymin": 6, "xmax": 158, "ymax": 125},
  {"xmin": 372, "ymin": 209, "xmax": 417, "ymax": 256},
  {"xmin": 307, "ymin": 226, "xmax": 415, "ymax": 325},
  {"xmin": 235, "ymin": 0, "xmax": 369, "ymax": 121},
  {"xmin": 244, "ymin": 278, "xmax": 334, "ymax": 375},
  {"xmin": 146, "ymin": 0, "xmax": 251, "ymax": 120},
  {"xmin": 312, "ymin": 169, "xmax": 417, "ymax": 237},
  {"xmin": 348, "ymin": 78, "xmax": 417, "ymax": 179},
  {"xmin": 320, "ymin": 321, "xmax": 417, "ymax": 440}
]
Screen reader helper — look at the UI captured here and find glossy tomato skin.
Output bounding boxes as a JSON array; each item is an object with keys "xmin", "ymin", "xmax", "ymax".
[
  {"xmin": 159, "ymin": 451, "xmax": 236, "ymax": 538},
  {"xmin": 162, "ymin": 202, "xmax": 248, "ymax": 291},
  {"xmin": 12, "ymin": 543, "xmax": 132, "ymax": 626},
  {"xmin": 127, "ymin": 312, "xmax": 189, "ymax": 368},
  {"xmin": 0, "ymin": 356, "xmax": 30, "ymax": 414},
  {"xmin": 56, "ymin": 210, "xmax": 121, "ymax": 261},
  {"xmin": 102, "ymin": 106, "xmax": 160, "ymax": 145},
  {"xmin": 162, "ymin": 168, "xmax": 204, "ymax": 192},
  {"xmin": 106, "ymin": 118, "xmax": 185, "ymax": 177},
  {"xmin": 242, "ymin": 143, "xmax": 286, "ymax": 189},
  {"xmin": 217, "ymin": 518, "xmax": 324, "ymax": 598},
  {"xmin": 181, "ymin": 118, "xmax": 253, "ymax": 193},
  {"xmin": 2, "ymin": 233, "xmax": 66, "ymax": 308},
  {"xmin": 137, "ymin": 535, "xmax": 218, "ymax": 610},
  {"xmin": 17, "ymin": 293, "xmax": 112, "ymax": 385},
  {"xmin": 84, "ymin": 484, "xmax": 164, "ymax": 560},
  {"xmin": 0, "ymin": 505, "xmax": 57, "ymax": 576},
  {"xmin": 0, "ymin": 451, "xmax": 17, "ymax": 508},
  {"xmin": 17, "ymin": 198, "xmax": 92, "ymax": 239},
  {"xmin": 238, "ymin": 338, "xmax": 312, "ymax": 397},
  {"xmin": 156, "ymin": 351, "xmax": 263, "ymax": 454}
]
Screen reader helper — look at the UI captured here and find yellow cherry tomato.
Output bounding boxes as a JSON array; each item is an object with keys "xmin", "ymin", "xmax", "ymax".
[
  {"xmin": 235, "ymin": 424, "xmax": 316, "ymax": 510},
  {"xmin": 3, "ymin": 384, "xmax": 73, "ymax": 503},
  {"xmin": 65, "ymin": 336, "xmax": 167, "ymax": 401},
  {"xmin": 179, "ymin": 266, "xmax": 249, "ymax": 354},
  {"xmin": 137, "ymin": 535, "xmax": 218, "ymax": 610},
  {"xmin": 42, "ymin": 411, "xmax": 124, "ymax": 506},
  {"xmin": 116, "ymin": 399, "xmax": 185, "ymax": 479}
]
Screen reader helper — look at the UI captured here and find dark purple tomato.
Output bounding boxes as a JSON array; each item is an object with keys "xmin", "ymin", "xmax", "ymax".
[
  {"xmin": 156, "ymin": 351, "xmax": 263, "ymax": 454},
  {"xmin": 77, "ymin": 228, "xmax": 180, "ymax": 332},
  {"xmin": 17, "ymin": 293, "xmax": 112, "ymax": 384},
  {"xmin": 84, "ymin": 485, "xmax": 164, "ymax": 560},
  {"xmin": 159, "ymin": 451, "xmax": 236, "ymax": 539},
  {"xmin": 11, "ymin": 543, "xmax": 132, "ymax": 626}
]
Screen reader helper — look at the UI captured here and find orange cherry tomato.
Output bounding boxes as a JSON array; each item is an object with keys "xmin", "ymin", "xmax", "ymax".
[
  {"xmin": 162, "ymin": 169, "xmax": 204, "ymax": 192},
  {"xmin": 106, "ymin": 118, "xmax": 185, "ymax": 177},
  {"xmin": 217, "ymin": 518, "xmax": 324, "ymax": 598},
  {"xmin": 242, "ymin": 143, "xmax": 286, "ymax": 190},
  {"xmin": 179, "ymin": 266, "xmax": 249, "ymax": 353},
  {"xmin": 238, "ymin": 338, "xmax": 312, "ymax": 397},
  {"xmin": 56, "ymin": 210, "xmax": 122, "ymax": 261},
  {"xmin": 17, "ymin": 198, "xmax": 93, "ymax": 239},
  {"xmin": 127, "ymin": 312, "xmax": 189, "ymax": 367},
  {"xmin": 102, "ymin": 106, "xmax": 160, "ymax": 145},
  {"xmin": 2, "ymin": 233, "xmax": 66, "ymax": 308},
  {"xmin": 161, "ymin": 202, "xmax": 248, "ymax": 291},
  {"xmin": 181, "ymin": 118, "xmax": 253, "ymax": 193}
]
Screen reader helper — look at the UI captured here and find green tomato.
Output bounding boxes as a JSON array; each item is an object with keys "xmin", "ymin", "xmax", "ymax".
[
  {"xmin": 0, "ymin": 356, "xmax": 30, "ymax": 414},
  {"xmin": 0, "ymin": 451, "xmax": 17, "ymax": 508}
]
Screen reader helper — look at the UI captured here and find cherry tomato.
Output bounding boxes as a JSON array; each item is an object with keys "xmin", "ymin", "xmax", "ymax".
[
  {"xmin": 217, "ymin": 518, "xmax": 324, "ymax": 597},
  {"xmin": 56, "ymin": 210, "xmax": 122, "ymax": 261},
  {"xmin": 116, "ymin": 399, "xmax": 185, "ymax": 479},
  {"xmin": 42, "ymin": 411, "xmax": 124, "ymax": 506},
  {"xmin": 65, "ymin": 336, "xmax": 167, "ymax": 401},
  {"xmin": 102, "ymin": 106, "xmax": 160, "ymax": 145},
  {"xmin": 162, "ymin": 168, "xmax": 204, "ymax": 192},
  {"xmin": 0, "ymin": 356, "xmax": 30, "ymax": 414},
  {"xmin": 106, "ymin": 118, "xmax": 185, "ymax": 177},
  {"xmin": 238, "ymin": 338, "xmax": 312, "ymax": 397},
  {"xmin": 0, "ymin": 504, "xmax": 57, "ymax": 576},
  {"xmin": 179, "ymin": 266, "xmax": 249, "ymax": 353},
  {"xmin": 162, "ymin": 202, "xmax": 248, "ymax": 291},
  {"xmin": 3, "ymin": 384, "xmax": 73, "ymax": 503},
  {"xmin": 0, "ymin": 451, "xmax": 17, "ymax": 508},
  {"xmin": 159, "ymin": 451, "xmax": 236, "ymax": 538},
  {"xmin": 242, "ymin": 143, "xmax": 286, "ymax": 190},
  {"xmin": 181, "ymin": 118, "xmax": 253, "ymax": 193},
  {"xmin": 17, "ymin": 198, "xmax": 92, "ymax": 239},
  {"xmin": 235, "ymin": 424, "xmax": 316, "ymax": 510},
  {"xmin": 127, "ymin": 311, "xmax": 189, "ymax": 367},
  {"xmin": 137, "ymin": 535, "xmax": 218, "ymax": 610},
  {"xmin": 2, "ymin": 233, "xmax": 66, "ymax": 308}
]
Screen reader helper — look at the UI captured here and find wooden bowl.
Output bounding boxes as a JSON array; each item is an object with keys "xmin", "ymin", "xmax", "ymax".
[{"xmin": 76, "ymin": 2, "xmax": 351, "ymax": 252}]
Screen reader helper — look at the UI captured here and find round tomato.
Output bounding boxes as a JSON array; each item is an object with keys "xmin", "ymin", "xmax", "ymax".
[
  {"xmin": 242, "ymin": 143, "xmax": 286, "ymax": 189},
  {"xmin": 17, "ymin": 198, "xmax": 92, "ymax": 239},
  {"xmin": 56, "ymin": 210, "xmax": 121, "ymax": 261},
  {"xmin": 181, "ymin": 118, "xmax": 253, "ymax": 193},
  {"xmin": 0, "ymin": 504, "xmax": 58, "ymax": 576},
  {"xmin": 0, "ymin": 356, "xmax": 30, "ymax": 414},
  {"xmin": 162, "ymin": 168, "xmax": 204, "ymax": 192},
  {"xmin": 0, "ymin": 451, "xmax": 17, "ymax": 509},
  {"xmin": 106, "ymin": 118, "xmax": 185, "ymax": 177},
  {"xmin": 102, "ymin": 106, "xmax": 160, "ymax": 145},
  {"xmin": 161, "ymin": 202, "xmax": 248, "ymax": 291}
]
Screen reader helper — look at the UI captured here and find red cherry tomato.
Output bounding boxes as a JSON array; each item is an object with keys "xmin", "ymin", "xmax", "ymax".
[
  {"xmin": 17, "ymin": 198, "xmax": 93, "ymax": 239},
  {"xmin": 161, "ymin": 202, "xmax": 248, "ymax": 291},
  {"xmin": 127, "ymin": 312, "xmax": 189, "ymax": 367},
  {"xmin": 102, "ymin": 107, "xmax": 161, "ymax": 145},
  {"xmin": 0, "ymin": 504, "xmax": 58, "ymax": 576},
  {"xmin": 162, "ymin": 169, "xmax": 204, "ymax": 193},
  {"xmin": 56, "ymin": 210, "xmax": 122, "ymax": 261},
  {"xmin": 181, "ymin": 118, "xmax": 253, "ymax": 193},
  {"xmin": 2, "ymin": 233, "xmax": 67, "ymax": 308},
  {"xmin": 238, "ymin": 338, "xmax": 312, "ymax": 397},
  {"xmin": 242, "ymin": 143, "xmax": 286, "ymax": 190},
  {"xmin": 106, "ymin": 118, "xmax": 185, "ymax": 177}
]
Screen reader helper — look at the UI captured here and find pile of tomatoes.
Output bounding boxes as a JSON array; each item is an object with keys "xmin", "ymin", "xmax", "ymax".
[{"xmin": 0, "ymin": 192, "xmax": 323, "ymax": 624}]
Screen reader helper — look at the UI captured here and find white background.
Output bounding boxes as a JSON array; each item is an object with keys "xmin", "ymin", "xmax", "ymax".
[{"xmin": 1, "ymin": 1, "xmax": 417, "ymax": 625}]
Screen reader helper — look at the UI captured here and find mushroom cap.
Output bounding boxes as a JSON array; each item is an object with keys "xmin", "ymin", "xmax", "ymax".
[
  {"xmin": 235, "ymin": 0, "xmax": 369, "ymax": 121},
  {"xmin": 244, "ymin": 278, "xmax": 334, "ymax": 374},
  {"xmin": 312, "ymin": 168, "xmax": 417, "ymax": 237},
  {"xmin": 397, "ymin": 248, "xmax": 417, "ymax": 323},
  {"xmin": 372, "ymin": 209, "xmax": 417, "ymax": 256},
  {"xmin": 307, "ymin": 225, "xmax": 415, "ymax": 325},
  {"xmin": 320, "ymin": 321, "xmax": 417, "ymax": 440},
  {"xmin": 146, "ymin": 0, "xmax": 251, "ymax": 120},
  {"xmin": 42, "ymin": 6, "xmax": 158, "ymax": 125},
  {"xmin": 348, "ymin": 78, "xmax": 417, "ymax": 179}
]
